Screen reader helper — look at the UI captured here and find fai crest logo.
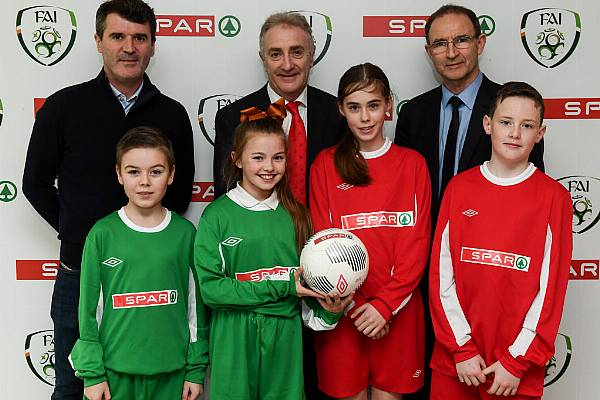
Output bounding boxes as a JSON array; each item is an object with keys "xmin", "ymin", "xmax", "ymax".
[
  {"xmin": 292, "ymin": 11, "xmax": 332, "ymax": 66},
  {"xmin": 545, "ymin": 333, "xmax": 572, "ymax": 386},
  {"xmin": 16, "ymin": 6, "xmax": 77, "ymax": 66},
  {"xmin": 520, "ymin": 8, "xmax": 581, "ymax": 68},
  {"xmin": 558, "ymin": 176, "xmax": 600, "ymax": 234},
  {"xmin": 198, "ymin": 93, "xmax": 241, "ymax": 145},
  {"xmin": 25, "ymin": 330, "xmax": 55, "ymax": 386}
]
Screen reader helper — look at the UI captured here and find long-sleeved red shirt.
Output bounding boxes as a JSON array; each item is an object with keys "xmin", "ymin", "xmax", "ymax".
[
  {"xmin": 429, "ymin": 163, "xmax": 572, "ymax": 397},
  {"xmin": 309, "ymin": 140, "xmax": 431, "ymax": 320}
]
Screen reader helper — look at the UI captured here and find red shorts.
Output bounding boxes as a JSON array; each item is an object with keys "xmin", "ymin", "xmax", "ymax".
[
  {"xmin": 431, "ymin": 370, "xmax": 541, "ymax": 400},
  {"xmin": 315, "ymin": 294, "xmax": 424, "ymax": 397}
]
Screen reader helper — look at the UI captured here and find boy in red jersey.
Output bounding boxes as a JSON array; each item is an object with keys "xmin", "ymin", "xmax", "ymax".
[{"xmin": 429, "ymin": 81, "xmax": 572, "ymax": 400}]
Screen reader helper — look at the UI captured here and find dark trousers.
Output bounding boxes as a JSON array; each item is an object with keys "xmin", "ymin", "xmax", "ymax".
[{"xmin": 50, "ymin": 267, "xmax": 83, "ymax": 400}]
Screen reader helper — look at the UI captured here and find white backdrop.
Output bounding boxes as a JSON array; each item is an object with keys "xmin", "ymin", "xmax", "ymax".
[{"xmin": 0, "ymin": 1, "xmax": 598, "ymax": 398}]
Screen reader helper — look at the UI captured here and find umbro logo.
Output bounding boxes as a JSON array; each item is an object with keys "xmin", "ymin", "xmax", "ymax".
[
  {"xmin": 102, "ymin": 257, "xmax": 123, "ymax": 267},
  {"xmin": 337, "ymin": 183, "xmax": 354, "ymax": 191},
  {"xmin": 222, "ymin": 236, "xmax": 243, "ymax": 247},
  {"xmin": 462, "ymin": 209, "xmax": 478, "ymax": 217}
]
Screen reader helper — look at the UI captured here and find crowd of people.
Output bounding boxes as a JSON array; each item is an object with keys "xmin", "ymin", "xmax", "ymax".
[{"xmin": 22, "ymin": 1, "xmax": 572, "ymax": 399}]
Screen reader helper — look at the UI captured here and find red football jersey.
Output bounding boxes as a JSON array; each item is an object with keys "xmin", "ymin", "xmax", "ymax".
[{"xmin": 429, "ymin": 163, "xmax": 572, "ymax": 397}]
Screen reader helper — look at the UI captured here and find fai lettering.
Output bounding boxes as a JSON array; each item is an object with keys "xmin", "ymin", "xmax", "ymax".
[
  {"xmin": 35, "ymin": 10, "xmax": 57, "ymax": 23},
  {"xmin": 540, "ymin": 12, "xmax": 562, "ymax": 25}
]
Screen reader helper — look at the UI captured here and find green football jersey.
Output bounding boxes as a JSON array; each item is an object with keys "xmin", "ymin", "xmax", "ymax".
[
  {"xmin": 194, "ymin": 192, "xmax": 341, "ymax": 329},
  {"xmin": 71, "ymin": 209, "xmax": 209, "ymax": 387}
]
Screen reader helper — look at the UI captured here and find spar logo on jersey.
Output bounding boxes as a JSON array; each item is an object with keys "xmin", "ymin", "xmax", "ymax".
[
  {"xmin": 363, "ymin": 16, "xmax": 427, "ymax": 37},
  {"xmin": 198, "ymin": 93, "xmax": 242, "ymax": 145},
  {"xmin": 570, "ymin": 260, "xmax": 599, "ymax": 280},
  {"xmin": 545, "ymin": 333, "xmax": 572, "ymax": 386},
  {"xmin": 236, "ymin": 266, "xmax": 292, "ymax": 282},
  {"xmin": 16, "ymin": 6, "xmax": 77, "ymax": 66},
  {"xmin": 520, "ymin": 8, "xmax": 581, "ymax": 68},
  {"xmin": 341, "ymin": 211, "xmax": 414, "ymax": 230},
  {"xmin": 16, "ymin": 260, "xmax": 59, "ymax": 280},
  {"xmin": 557, "ymin": 176, "xmax": 600, "ymax": 234},
  {"xmin": 191, "ymin": 182, "xmax": 214, "ymax": 202},
  {"xmin": 156, "ymin": 15, "xmax": 240, "ymax": 37},
  {"xmin": 112, "ymin": 290, "xmax": 177, "ymax": 309},
  {"xmin": 461, "ymin": 247, "xmax": 531, "ymax": 272},
  {"xmin": 291, "ymin": 11, "xmax": 332, "ymax": 66},
  {"xmin": 544, "ymin": 98, "xmax": 600, "ymax": 119},
  {"xmin": 25, "ymin": 329, "xmax": 55, "ymax": 386}
]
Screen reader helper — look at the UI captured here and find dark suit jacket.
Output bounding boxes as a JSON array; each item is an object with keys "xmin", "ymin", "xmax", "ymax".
[
  {"xmin": 394, "ymin": 74, "xmax": 545, "ymax": 213},
  {"xmin": 213, "ymin": 84, "xmax": 342, "ymax": 199}
]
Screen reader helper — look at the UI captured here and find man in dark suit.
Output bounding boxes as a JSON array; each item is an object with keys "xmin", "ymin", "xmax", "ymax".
[
  {"xmin": 394, "ymin": 5, "xmax": 544, "ymax": 400},
  {"xmin": 213, "ymin": 12, "xmax": 341, "ymax": 201},
  {"xmin": 213, "ymin": 12, "xmax": 341, "ymax": 400}
]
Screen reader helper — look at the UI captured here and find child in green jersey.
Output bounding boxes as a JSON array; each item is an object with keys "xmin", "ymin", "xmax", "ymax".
[
  {"xmin": 70, "ymin": 127, "xmax": 208, "ymax": 400},
  {"xmin": 195, "ymin": 103, "xmax": 352, "ymax": 399}
]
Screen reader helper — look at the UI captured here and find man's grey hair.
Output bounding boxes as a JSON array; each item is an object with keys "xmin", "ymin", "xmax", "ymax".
[{"xmin": 259, "ymin": 12, "xmax": 316, "ymax": 57}]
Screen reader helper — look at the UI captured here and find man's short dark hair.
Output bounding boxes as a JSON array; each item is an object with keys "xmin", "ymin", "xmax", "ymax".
[
  {"xmin": 96, "ymin": 0, "xmax": 156, "ymax": 42},
  {"xmin": 424, "ymin": 4, "xmax": 481, "ymax": 44},
  {"xmin": 488, "ymin": 81, "xmax": 546, "ymax": 124}
]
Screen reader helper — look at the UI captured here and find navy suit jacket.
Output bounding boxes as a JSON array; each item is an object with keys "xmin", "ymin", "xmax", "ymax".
[{"xmin": 394, "ymin": 74, "xmax": 545, "ymax": 214}]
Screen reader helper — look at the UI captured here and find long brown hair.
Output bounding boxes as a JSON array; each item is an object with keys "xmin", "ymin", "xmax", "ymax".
[
  {"xmin": 223, "ymin": 117, "xmax": 311, "ymax": 252},
  {"xmin": 334, "ymin": 62, "xmax": 392, "ymax": 185}
]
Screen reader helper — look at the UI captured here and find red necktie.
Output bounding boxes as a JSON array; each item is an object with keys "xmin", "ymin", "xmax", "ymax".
[{"xmin": 286, "ymin": 101, "xmax": 307, "ymax": 205}]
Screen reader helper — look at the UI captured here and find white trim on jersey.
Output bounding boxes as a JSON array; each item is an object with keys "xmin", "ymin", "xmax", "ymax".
[
  {"xmin": 96, "ymin": 287, "xmax": 104, "ymax": 328},
  {"xmin": 187, "ymin": 269, "xmax": 198, "ymax": 343},
  {"xmin": 392, "ymin": 293, "xmax": 413, "ymax": 315},
  {"xmin": 301, "ymin": 301, "xmax": 338, "ymax": 331},
  {"xmin": 117, "ymin": 207, "xmax": 171, "ymax": 233},
  {"xmin": 439, "ymin": 221, "xmax": 473, "ymax": 347},
  {"xmin": 480, "ymin": 162, "xmax": 536, "ymax": 186},
  {"xmin": 509, "ymin": 225, "xmax": 553, "ymax": 358}
]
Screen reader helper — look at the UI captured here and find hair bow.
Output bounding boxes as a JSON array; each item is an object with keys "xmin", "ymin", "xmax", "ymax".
[{"xmin": 239, "ymin": 97, "xmax": 287, "ymax": 123}]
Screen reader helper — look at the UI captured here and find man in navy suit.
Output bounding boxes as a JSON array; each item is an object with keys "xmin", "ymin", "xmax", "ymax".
[
  {"xmin": 395, "ymin": 5, "xmax": 544, "ymax": 400},
  {"xmin": 213, "ymin": 12, "xmax": 341, "ymax": 201}
]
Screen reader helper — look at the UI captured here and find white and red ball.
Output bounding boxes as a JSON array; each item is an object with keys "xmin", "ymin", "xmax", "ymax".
[{"xmin": 300, "ymin": 228, "xmax": 369, "ymax": 296}]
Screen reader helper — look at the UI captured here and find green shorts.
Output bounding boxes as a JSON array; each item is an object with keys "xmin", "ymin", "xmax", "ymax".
[
  {"xmin": 209, "ymin": 309, "xmax": 305, "ymax": 400},
  {"xmin": 89, "ymin": 367, "xmax": 185, "ymax": 400}
]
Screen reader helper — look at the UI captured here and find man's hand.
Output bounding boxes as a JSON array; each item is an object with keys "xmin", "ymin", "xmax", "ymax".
[
  {"xmin": 84, "ymin": 381, "xmax": 111, "ymax": 400},
  {"xmin": 317, "ymin": 292, "xmax": 355, "ymax": 313},
  {"xmin": 351, "ymin": 303, "xmax": 386, "ymax": 338},
  {"xmin": 181, "ymin": 381, "xmax": 203, "ymax": 400},
  {"xmin": 294, "ymin": 267, "xmax": 324, "ymax": 298},
  {"xmin": 456, "ymin": 354, "xmax": 486, "ymax": 386},
  {"xmin": 483, "ymin": 361, "xmax": 520, "ymax": 396}
]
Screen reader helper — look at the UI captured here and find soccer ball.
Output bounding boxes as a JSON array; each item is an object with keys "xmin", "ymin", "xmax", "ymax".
[{"xmin": 300, "ymin": 228, "xmax": 369, "ymax": 296}]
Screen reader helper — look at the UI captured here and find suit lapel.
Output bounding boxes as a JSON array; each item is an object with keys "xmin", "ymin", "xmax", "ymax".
[
  {"xmin": 306, "ymin": 85, "xmax": 324, "ymax": 165},
  {"xmin": 257, "ymin": 84, "xmax": 273, "ymax": 110},
  {"xmin": 458, "ymin": 75, "xmax": 493, "ymax": 171},
  {"xmin": 427, "ymin": 87, "xmax": 443, "ymax": 195}
]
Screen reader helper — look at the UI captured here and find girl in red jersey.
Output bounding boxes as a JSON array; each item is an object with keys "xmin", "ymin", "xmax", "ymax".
[{"xmin": 309, "ymin": 63, "xmax": 432, "ymax": 399}]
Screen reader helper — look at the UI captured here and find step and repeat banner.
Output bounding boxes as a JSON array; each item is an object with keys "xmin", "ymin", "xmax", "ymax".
[{"xmin": 0, "ymin": 0, "xmax": 598, "ymax": 398}]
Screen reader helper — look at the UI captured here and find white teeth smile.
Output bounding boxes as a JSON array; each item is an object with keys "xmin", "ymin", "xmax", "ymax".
[{"xmin": 259, "ymin": 174, "xmax": 275, "ymax": 180}]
